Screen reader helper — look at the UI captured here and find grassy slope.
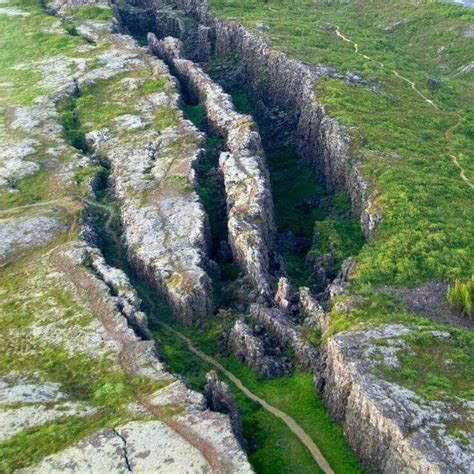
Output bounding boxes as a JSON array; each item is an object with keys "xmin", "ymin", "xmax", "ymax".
[
  {"xmin": 207, "ymin": 0, "xmax": 474, "ymax": 401},
  {"xmin": 209, "ymin": 0, "xmax": 474, "ymax": 287}
]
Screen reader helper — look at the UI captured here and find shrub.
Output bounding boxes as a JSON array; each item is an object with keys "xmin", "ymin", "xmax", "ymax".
[{"xmin": 447, "ymin": 277, "xmax": 473, "ymax": 318}]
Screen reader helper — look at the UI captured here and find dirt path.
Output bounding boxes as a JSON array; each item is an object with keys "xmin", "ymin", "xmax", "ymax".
[
  {"xmin": 329, "ymin": 24, "xmax": 474, "ymax": 191},
  {"xmin": 154, "ymin": 318, "xmax": 334, "ymax": 474},
  {"xmin": 0, "ymin": 198, "xmax": 67, "ymax": 215},
  {"xmin": 78, "ymin": 192, "xmax": 334, "ymax": 472}
]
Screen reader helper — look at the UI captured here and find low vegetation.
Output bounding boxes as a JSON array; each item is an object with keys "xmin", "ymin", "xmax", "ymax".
[{"xmin": 447, "ymin": 277, "xmax": 474, "ymax": 318}]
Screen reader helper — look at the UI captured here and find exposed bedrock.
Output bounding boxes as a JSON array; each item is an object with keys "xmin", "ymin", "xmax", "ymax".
[
  {"xmin": 109, "ymin": 3, "xmax": 473, "ymax": 472},
  {"xmin": 114, "ymin": 0, "xmax": 380, "ymax": 239},
  {"xmin": 250, "ymin": 303, "xmax": 320, "ymax": 372},
  {"xmin": 314, "ymin": 325, "xmax": 474, "ymax": 474},
  {"xmin": 227, "ymin": 318, "xmax": 292, "ymax": 380},
  {"xmin": 204, "ymin": 370, "xmax": 245, "ymax": 447},
  {"xmin": 80, "ymin": 33, "xmax": 214, "ymax": 326},
  {"xmin": 149, "ymin": 34, "xmax": 276, "ymax": 301},
  {"xmin": 299, "ymin": 286, "xmax": 331, "ymax": 333}
]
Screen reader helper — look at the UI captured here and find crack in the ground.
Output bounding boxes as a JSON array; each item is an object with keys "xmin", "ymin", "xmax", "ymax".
[{"xmin": 113, "ymin": 428, "xmax": 133, "ymax": 472}]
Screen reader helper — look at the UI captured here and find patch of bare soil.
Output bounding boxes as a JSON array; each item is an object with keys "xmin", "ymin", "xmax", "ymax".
[{"xmin": 377, "ymin": 281, "xmax": 473, "ymax": 330}]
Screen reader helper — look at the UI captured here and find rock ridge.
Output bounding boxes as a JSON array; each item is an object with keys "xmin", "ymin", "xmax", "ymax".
[
  {"xmin": 115, "ymin": 0, "xmax": 380, "ymax": 239},
  {"xmin": 148, "ymin": 34, "xmax": 276, "ymax": 301}
]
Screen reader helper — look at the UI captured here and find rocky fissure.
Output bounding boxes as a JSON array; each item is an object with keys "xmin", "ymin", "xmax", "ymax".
[
  {"xmin": 149, "ymin": 34, "xmax": 276, "ymax": 303},
  {"xmin": 110, "ymin": 1, "xmax": 474, "ymax": 473},
  {"xmin": 3, "ymin": 0, "xmax": 471, "ymax": 472}
]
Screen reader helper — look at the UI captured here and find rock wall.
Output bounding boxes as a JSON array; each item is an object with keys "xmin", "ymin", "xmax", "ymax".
[
  {"xmin": 108, "ymin": 2, "xmax": 473, "ymax": 472},
  {"xmin": 149, "ymin": 34, "xmax": 276, "ymax": 301},
  {"xmin": 78, "ymin": 28, "xmax": 214, "ymax": 326},
  {"xmin": 250, "ymin": 304, "xmax": 320, "ymax": 371},
  {"xmin": 0, "ymin": 3, "xmax": 253, "ymax": 469},
  {"xmin": 115, "ymin": 0, "xmax": 380, "ymax": 239},
  {"xmin": 227, "ymin": 318, "xmax": 292, "ymax": 380},
  {"xmin": 204, "ymin": 370, "xmax": 245, "ymax": 447},
  {"xmin": 316, "ymin": 325, "xmax": 474, "ymax": 473}
]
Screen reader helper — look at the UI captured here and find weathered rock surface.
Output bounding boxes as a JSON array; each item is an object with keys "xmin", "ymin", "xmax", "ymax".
[
  {"xmin": 76, "ymin": 29, "xmax": 214, "ymax": 326},
  {"xmin": 149, "ymin": 34, "xmax": 275, "ymax": 301},
  {"xmin": 204, "ymin": 370, "xmax": 245, "ymax": 446},
  {"xmin": 0, "ymin": 214, "xmax": 65, "ymax": 260},
  {"xmin": 228, "ymin": 318, "xmax": 292, "ymax": 379},
  {"xmin": 315, "ymin": 324, "xmax": 474, "ymax": 473},
  {"xmin": 0, "ymin": 5, "xmax": 251, "ymax": 471},
  {"xmin": 250, "ymin": 304, "xmax": 320, "ymax": 371},
  {"xmin": 299, "ymin": 286, "xmax": 330, "ymax": 332},
  {"xmin": 274, "ymin": 276, "xmax": 294, "ymax": 312}
]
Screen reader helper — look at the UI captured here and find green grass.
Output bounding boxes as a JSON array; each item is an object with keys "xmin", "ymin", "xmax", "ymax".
[
  {"xmin": 74, "ymin": 6, "xmax": 113, "ymax": 21},
  {"xmin": 310, "ymin": 218, "xmax": 365, "ymax": 280},
  {"xmin": 148, "ymin": 310, "xmax": 364, "ymax": 474},
  {"xmin": 375, "ymin": 329, "xmax": 474, "ymax": 402},
  {"xmin": 0, "ymin": 253, "xmax": 165, "ymax": 470},
  {"xmin": 206, "ymin": 0, "xmax": 474, "ymax": 403},
  {"xmin": 0, "ymin": 3, "xmax": 182, "ymax": 468},
  {"xmin": 222, "ymin": 86, "xmax": 360, "ymax": 287},
  {"xmin": 447, "ymin": 277, "xmax": 474, "ymax": 318}
]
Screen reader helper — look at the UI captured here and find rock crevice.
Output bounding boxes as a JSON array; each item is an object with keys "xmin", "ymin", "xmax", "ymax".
[{"xmin": 149, "ymin": 34, "xmax": 276, "ymax": 301}]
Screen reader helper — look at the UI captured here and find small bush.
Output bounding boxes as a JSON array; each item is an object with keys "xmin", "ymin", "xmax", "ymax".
[{"xmin": 447, "ymin": 277, "xmax": 473, "ymax": 318}]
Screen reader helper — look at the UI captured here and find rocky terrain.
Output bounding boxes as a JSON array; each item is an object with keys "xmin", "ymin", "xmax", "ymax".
[
  {"xmin": 1, "ymin": 0, "xmax": 473, "ymax": 473},
  {"xmin": 112, "ymin": 0, "xmax": 473, "ymax": 472},
  {"xmin": 0, "ymin": 1, "xmax": 251, "ymax": 471}
]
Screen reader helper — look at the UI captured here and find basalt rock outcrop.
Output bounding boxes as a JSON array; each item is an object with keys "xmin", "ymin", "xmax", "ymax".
[
  {"xmin": 227, "ymin": 318, "xmax": 292, "ymax": 380},
  {"xmin": 149, "ymin": 34, "xmax": 276, "ymax": 301},
  {"xmin": 204, "ymin": 370, "xmax": 245, "ymax": 447},
  {"xmin": 315, "ymin": 325, "xmax": 474, "ymax": 473},
  {"xmin": 112, "ymin": 2, "xmax": 474, "ymax": 472},
  {"xmin": 299, "ymin": 286, "xmax": 331, "ymax": 333},
  {"xmin": 115, "ymin": 0, "xmax": 380, "ymax": 239},
  {"xmin": 0, "ymin": 3, "xmax": 252, "ymax": 471},
  {"xmin": 250, "ymin": 304, "xmax": 320, "ymax": 371}
]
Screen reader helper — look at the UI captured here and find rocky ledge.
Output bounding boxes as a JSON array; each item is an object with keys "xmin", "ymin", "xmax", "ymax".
[
  {"xmin": 316, "ymin": 324, "xmax": 474, "ymax": 473},
  {"xmin": 149, "ymin": 34, "xmax": 276, "ymax": 301},
  {"xmin": 77, "ymin": 26, "xmax": 214, "ymax": 326},
  {"xmin": 0, "ymin": 2, "xmax": 252, "ymax": 471}
]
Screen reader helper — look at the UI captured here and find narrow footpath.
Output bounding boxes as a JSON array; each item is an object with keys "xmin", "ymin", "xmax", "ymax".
[
  {"xmin": 328, "ymin": 23, "xmax": 474, "ymax": 191},
  {"xmin": 153, "ymin": 316, "xmax": 334, "ymax": 474}
]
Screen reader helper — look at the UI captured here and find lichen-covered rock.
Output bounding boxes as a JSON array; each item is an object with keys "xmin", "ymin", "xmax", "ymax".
[
  {"xmin": 274, "ymin": 276, "xmax": 294, "ymax": 312},
  {"xmin": 0, "ymin": 5, "xmax": 251, "ymax": 470},
  {"xmin": 316, "ymin": 325, "xmax": 474, "ymax": 473},
  {"xmin": 228, "ymin": 318, "xmax": 291, "ymax": 379},
  {"xmin": 299, "ymin": 286, "xmax": 330, "ymax": 332},
  {"xmin": 0, "ymin": 215, "xmax": 65, "ymax": 260},
  {"xmin": 204, "ymin": 370, "xmax": 245, "ymax": 446},
  {"xmin": 122, "ymin": 0, "xmax": 379, "ymax": 239},
  {"xmin": 78, "ymin": 33, "xmax": 214, "ymax": 326},
  {"xmin": 250, "ymin": 304, "xmax": 320, "ymax": 371},
  {"xmin": 149, "ymin": 34, "xmax": 275, "ymax": 302}
]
